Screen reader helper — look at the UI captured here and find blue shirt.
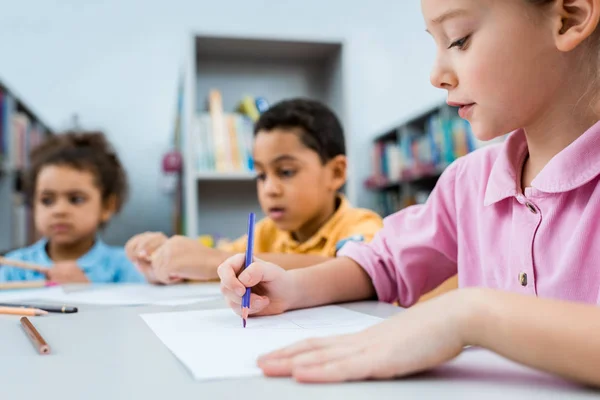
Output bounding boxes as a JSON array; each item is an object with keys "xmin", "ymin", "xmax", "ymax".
[{"xmin": 0, "ymin": 238, "xmax": 145, "ymax": 283}]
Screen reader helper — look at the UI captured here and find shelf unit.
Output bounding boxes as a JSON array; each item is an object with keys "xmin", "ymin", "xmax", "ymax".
[
  {"xmin": 195, "ymin": 171, "xmax": 256, "ymax": 181},
  {"xmin": 365, "ymin": 104, "xmax": 491, "ymax": 217},
  {"xmin": 0, "ymin": 78, "xmax": 54, "ymax": 253},
  {"xmin": 180, "ymin": 34, "xmax": 346, "ymax": 240}
]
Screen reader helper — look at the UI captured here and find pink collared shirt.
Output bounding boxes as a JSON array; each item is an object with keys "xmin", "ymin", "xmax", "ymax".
[{"xmin": 340, "ymin": 121, "xmax": 600, "ymax": 307}]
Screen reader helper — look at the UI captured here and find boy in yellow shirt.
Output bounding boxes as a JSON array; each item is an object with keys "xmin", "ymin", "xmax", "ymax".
[{"xmin": 126, "ymin": 99, "xmax": 383, "ymax": 284}]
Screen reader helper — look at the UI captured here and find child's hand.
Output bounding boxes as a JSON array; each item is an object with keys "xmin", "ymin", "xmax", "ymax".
[
  {"xmin": 218, "ymin": 253, "xmax": 295, "ymax": 317},
  {"xmin": 256, "ymin": 289, "xmax": 474, "ymax": 382},
  {"xmin": 150, "ymin": 235, "xmax": 222, "ymax": 284},
  {"xmin": 46, "ymin": 261, "xmax": 90, "ymax": 284},
  {"xmin": 125, "ymin": 232, "xmax": 168, "ymax": 283}
]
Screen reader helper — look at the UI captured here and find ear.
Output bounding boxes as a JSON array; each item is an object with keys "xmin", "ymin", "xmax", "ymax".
[
  {"xmin": 552, "ymin": 0, "xmax": 600, "ymax": 51},
  {"xmin": 326, "ymin": 155, "xmax": 347, "ymax": 191},
  {"xmin": 100, "ymin": 194, "xmax": 117, "ymax": 223}
]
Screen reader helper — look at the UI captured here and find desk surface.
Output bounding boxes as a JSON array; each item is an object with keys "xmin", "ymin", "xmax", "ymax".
[{"xmin": 0, "ymin": 286, "xmax": 597, "ymax": 400}]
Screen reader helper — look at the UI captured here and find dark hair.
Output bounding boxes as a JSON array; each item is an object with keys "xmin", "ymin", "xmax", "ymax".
[
  {"xmin": 254, "ymin": 98, "xmax": 345, "ymax": 163},
  {"xmin": 25, "ymin": 131, "xmax": 128, "ymax": 213}
]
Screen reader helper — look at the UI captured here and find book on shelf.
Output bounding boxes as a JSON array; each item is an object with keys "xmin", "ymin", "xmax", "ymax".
[
  {"xmin": 191, "ymin": 89, "xmax": 258, "ymax": 175},
  {"xmin": 192, "ymin": 112, "xmax": 254, "ymax": 174},
  {"xmin": 0, "ymin": 84, "xmax": 51, "ymax": 251},
  {"xmin": 235, "ymin": 95, "xmax": 270, "ymax": 122},
  {"xmin": 375, "ymin": 186, "xmax": 433, "ymax": 217},
  {"xmin": 367, "ymin": 110, "xmax": 503, "ymax": 188},
  {"xmin": 0, "ymin": 90, "xmax": 47, "ymax": 171},
  {"xmin": 236, "ymin": 95, "xmax": 260, "ymax": 122}
]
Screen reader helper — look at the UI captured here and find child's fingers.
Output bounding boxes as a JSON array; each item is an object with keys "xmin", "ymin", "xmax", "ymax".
[
  {"xmin": 126, "ymin": 233, "xmax": 153, "ymax": 257},
  {"xmin": 292, "ymin": 352, "xmax": 373, "ymax": 383},
  {"xmin": 218, "ymin": 254, "xmax": 247, "ymax": 292},
  {"xmin": 248, "ymin": 295, "xmax": 271, "ymax": 315},
  {"xmin": 124, "ymin": 236, "xmax": 139, "ymax": 259},
  {"xmin": 220, "ymin": 286, "xmax": 269, "ymax": 312},
  {"xmin": 225, "ymin": 299, "xmax": 243, "ymax": 316},
  {"xmin": 238, "ymin": 261, "xmax": 280, "ymax": 287},
  {"xmin": 260, "ymin": 342, "xmax": 356, "ymax": 378},
  {"xmin": 221, "ymin": 285, "xmax": 245, "ymax": 304},
  {"xmin": 134, "ymin": 261, "xmax": 158, "ymax": 282},
  {"xmin": 136, "ymin": 233, "xmax": 167, "ymax": 259},
  {"xmin": 218, "ymin": 253, "xmax": 247, "ymax": 275},
  {"xmin": 258, "ymin": 336, "xmax": 336, "ymax": 363}
]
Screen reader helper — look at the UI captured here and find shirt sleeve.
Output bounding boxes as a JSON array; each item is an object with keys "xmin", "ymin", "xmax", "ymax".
[
  {"xmin": 338, "ymin": 161, "xmax": 460, "ymax": 307},
  {"xmin": 335, "ymin": 211, "xmax": 384, "ymax": 253}
]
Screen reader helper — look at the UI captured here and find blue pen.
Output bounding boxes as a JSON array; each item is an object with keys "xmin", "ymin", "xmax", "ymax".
[{"xmin": 241, "ymin": 212, "xmax": 255, "ymax": 328}]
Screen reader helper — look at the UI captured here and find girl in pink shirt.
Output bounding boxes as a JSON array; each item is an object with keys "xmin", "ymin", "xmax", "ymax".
[{"xmin": 218, "ymin": 0, "xmax": 600, "ymax": 387}]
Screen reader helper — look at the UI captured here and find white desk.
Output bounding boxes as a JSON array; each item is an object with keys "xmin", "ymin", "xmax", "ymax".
[{"xmin": 0, "ymin": 288, "xmax": 597, "ymax": 400}]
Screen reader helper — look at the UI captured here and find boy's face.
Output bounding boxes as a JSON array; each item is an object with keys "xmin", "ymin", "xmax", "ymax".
[
  {"xmin": 423, "ymin": 0, "xmax": 564, "ymax": 140},
  {"xmin": 34, "ymin": 164, "xmax": 114, "ymax": 246},
  {"xmin": 253, "ymin": 129, "xmax": 346, "ymax": 237}
]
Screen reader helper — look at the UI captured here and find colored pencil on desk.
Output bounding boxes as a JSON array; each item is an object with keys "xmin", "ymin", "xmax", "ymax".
[
  {"xmin": 0, "ymin": 303, "xmax": 77, "ymax": 314},
  {"xmin": 0, "ymin": 306, "xmax": 48, "ymax": 317},
  {"xmin": 20, "ymin": 317, "xmax": 51, "ymax": 355},
  {"xmin": 0, "ymin": 281, "xmax": 57, "ymax": 290},
  {"xmin": 241, "ymin": 212, "xmax": 255, "ymax": 328},
  {"xmin": 0, "ymin": 257, "xmax": 50, "ymax": 273}
]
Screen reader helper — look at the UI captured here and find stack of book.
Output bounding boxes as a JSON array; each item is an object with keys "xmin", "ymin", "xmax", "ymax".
[
  {"xmin": 191, "ymin": 90, "xmax": 270, "ymax": 174},
  {"xmin": 0, "ymin": 83, "xmax": 52, "ymax": 252},
  {"xmin": 366, "ymin": 105, "xmax": 506, "ymax": 217},
  {"xmin": 368, "ymin": 113, "xmax": 485, "ymax": 187},
  {"xmin": 1, "ymin": 91, "xmax": 45, "ymax": 170}
]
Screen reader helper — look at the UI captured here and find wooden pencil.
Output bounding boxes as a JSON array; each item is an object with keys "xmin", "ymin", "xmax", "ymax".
[
  {"xmin": 0, "ymin": 306, "xmax": 48, "ymax": 317},
  {"xmin": 0, "ymin": 281, "xmax": 56, "ymax": 290},
  {"xmin": 20, "ymin": 317, "xmax": 51, "ymax": 354},
  {"xmin": 0, "ymin": 257, "xmax": 50, "ymax": 273}
]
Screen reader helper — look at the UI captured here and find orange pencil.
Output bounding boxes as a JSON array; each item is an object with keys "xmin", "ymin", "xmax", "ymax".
[
  {"xmin": 0, "ymin": 281, "xmax": 57, "ymax": 291},
  {"xmin": 0, "ymin": 306, "xmax": 48, "ymax": 317},
  {"xmin": 0, "ymin": 257, "xmax": 50, "ymax": 273},
  {"xmin": 20, "ymin": 317, "xmax": 51, "ymax": 355}
]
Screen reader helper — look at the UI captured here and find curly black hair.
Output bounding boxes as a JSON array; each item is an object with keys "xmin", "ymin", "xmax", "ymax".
[
  {"xmin": 254, "ymin": 98, "xmax": 345, "ymax": 163},
  {"xmin": 24, "ymin": 131, "xmax": 128, "ymax": 213}
]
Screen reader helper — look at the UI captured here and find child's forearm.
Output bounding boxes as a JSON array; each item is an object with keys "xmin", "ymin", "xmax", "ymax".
[
  {"xmin": 467, "ymin": 289, "xmax": 600, "ymax": 387},
  {"xmin": 211, "ymin": 251, "xmax": 332, "ymax": 273},
  {"xmin": 287, "ymin": 256, "xmax": 376, "ymax": 310},
  {"xmin": 256, "ymin": 253, "xmax": 332, "ymax": 270}
]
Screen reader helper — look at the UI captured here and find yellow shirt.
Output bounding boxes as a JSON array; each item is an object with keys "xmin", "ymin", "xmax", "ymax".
[{"xmin": 219, "ymin": 196, "xmax": 383, "ymax": 256}]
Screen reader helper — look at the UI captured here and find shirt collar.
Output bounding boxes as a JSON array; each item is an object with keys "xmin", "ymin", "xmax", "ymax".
[
  {"xmin": 279, "ymin": 195, "xmax": 350, "ymax": 251},
  {"xmin": 484, "ymin": 120, "xmax": 600, "ymax": 206},
  {"xmin": 35, "ymin": 237, "xmax": 107, "ymax": 272}
]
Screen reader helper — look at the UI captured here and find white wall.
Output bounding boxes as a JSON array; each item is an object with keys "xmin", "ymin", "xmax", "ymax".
[{"xmin": 0, "ymin": 0, "xmax": 444, "ymax": 245}]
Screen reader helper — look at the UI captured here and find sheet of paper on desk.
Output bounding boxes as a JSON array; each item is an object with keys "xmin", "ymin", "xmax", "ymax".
[
  {"xmin": 58, "ymin": 284, "xmax": 222, "ymax": 305},
  {"xmin": 0, "ymin": 284, "xmax": 221, "ymax": 306},
  {"xmin": 141, "ymin": 305, "xmax": 383, "ymax": 380},
  {"xmin": 0, "ymin": 287, "xmax": 65, "ymax": 302}
]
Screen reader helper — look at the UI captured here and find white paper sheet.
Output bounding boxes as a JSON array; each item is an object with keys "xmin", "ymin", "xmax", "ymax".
[
  {"xmin": 0, "ymin": 283, "xmax": 221, "ymax": 306},
  {"xmin": 0, "ymin": 287, "xmax": 65, "ymax": 303},
  {"xmin": 141, "ymin": 305, "xmax": 383, "ymax": 380}
]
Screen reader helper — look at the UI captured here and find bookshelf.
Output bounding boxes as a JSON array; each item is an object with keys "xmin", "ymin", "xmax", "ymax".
[
  {"xmin": 195, "ymin": 171, "xmax": 256, "ymax": 181},
  {"xmin": 179, "ymin": 34, "xmax": 346, "ymax": 240},
  {"xmin": 0, "ymin": 78, "xmax": 54, "ymax": 253},
  {"xmin": 365, "ymin": 104, "xmax": 501, "ymax": 217}
]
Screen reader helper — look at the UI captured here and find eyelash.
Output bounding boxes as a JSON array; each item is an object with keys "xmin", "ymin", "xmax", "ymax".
[
  {"xmin": 38, "ymin": 195, "xmax": 87, "ymax": 206},
  {"xmin": 448, "ymin": 35, "xmax": 470, "ymax": 50},
  {"xmin": 255, "ymin": 169, "xmax": 297, "ymax": 182}
]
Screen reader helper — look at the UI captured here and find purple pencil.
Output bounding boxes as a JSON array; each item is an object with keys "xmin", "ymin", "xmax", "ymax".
[{"xmin": 241, "ymin": 212, "xmax": 255, "ymax": 328}]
